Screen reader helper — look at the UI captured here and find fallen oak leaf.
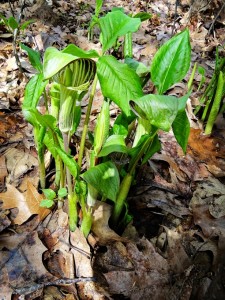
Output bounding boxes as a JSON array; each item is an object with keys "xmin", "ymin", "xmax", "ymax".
[
  {"xmin": 25, "ymin": 180, "xmax": 51, "ymax": 221},
  {"xmin": 0, "ymin": 182, "xmax": 50, "ymax": 225}
]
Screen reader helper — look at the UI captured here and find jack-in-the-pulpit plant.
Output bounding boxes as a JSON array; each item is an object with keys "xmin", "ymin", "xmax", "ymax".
[{"xmin": 22, "ymin": 5, "xmax": 191, "ymax": 236}]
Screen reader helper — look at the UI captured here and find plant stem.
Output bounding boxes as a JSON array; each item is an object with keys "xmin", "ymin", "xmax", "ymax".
[
  {"xmin": 124, "ymin": 32, "xmax": 133, "ymax": 58},
  {"xmin": 111, "ymin": 173, "xmax": 133, "ymax": 226},
  {"xmin": 63, "ymin": 132, "xmax": 77, "ymax": 231},
  {"xmin": 43, "ymin": 89, "xmax": 49, "ymax": 114},
  {"xmin": 34, "ymin": 126, "xmax": 46, "ymax": 189},
  {"xmin": 187, "ymin": 62, "xmax": 197, "ymax": 91},
  {"xmin": 128, "ymin": 135, "xmax": 154, "ymax": 174},
  {"xmin": 63, "ymin": 132, "xmax": 73, "ymax": 195},
  {"xmin": 111, "ymin": 134, "xmax": 155, "ymax": 226},
  {"xmin": 194, "ymin": 58, "xmax": 225, "ymax": 116},
  {"xmin": 68, "ymin": 193, "xmax": 78, "ymax": 232},
  {"xmin": 205, "ymin": 71, "xmax": 224, "ymax": 135},
  {"xmin": 78, "ymin": 74, "xmax": 98, "ymax": 168}
]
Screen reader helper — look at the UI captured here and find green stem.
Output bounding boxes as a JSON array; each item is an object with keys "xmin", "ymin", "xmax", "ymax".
[
  {"xmin": 111, "ymin": 134, "xmax": 156, "ymax": 226},
  {"xmin": 34, "ymin": 126, "xmax": 46, "ymax": 189},
  {"xmin": 128, "ymin": 134, "xmax": 155, "ymax": 174},
  {"xmin": 194, "ymin": 58, "xmax": 225, "ymax": 116},
  {"xmin": 111, "ymin": 173, "xmax": 133, "ymax": 226},
  {"xmin": 63, "ymin": 132, "xmax": 77, "ymax": 231},
  {"xmin": 38, "ymin": 153, "xmax": 46, "ymax": 189},
  {"xmin": 205, "ymin": 71, "xmax": 224, "ymax": 135},
  {"xmin": 188, "ymin": 62, "xmax": 197, "ymax": 92},
  {"xmin": 55, "ymin": 156, "xmax": 62, "ymax": 188},
  {"xmin": 201, "ymin": 97, "xmax": 212, "ymax": 121},
  {"xmin": 68, "ymin": 193, "xmax": 78, "ymax": 232},
  {"xmin": 78, "ymin": 74, "xmax": 98, "ymax": 168},
  {"xmin": 43, "ymin": 89, "xmax": 49, "ymax": 114},
  {"xmin": 124, "ymin": 32, "xmax": 133, "ymax": 58},
  {"xmin": 63, "ymin": 133, "xmax": 73, "ymax": 196}
]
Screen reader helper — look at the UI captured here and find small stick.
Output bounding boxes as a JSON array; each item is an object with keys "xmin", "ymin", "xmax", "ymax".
[
  {"xmin": 208, "ymin": 1, "xmax": 225, "ymax": 35},
  {"xmin": 12, "ymin": 0, "xmax": 26, "ymax": 74},
  {"xmin": 11, "ymin": 277, "xmax": 96, "ymax": 296},
  {"xmin": 8, "ymin": 0, "xmax": 15, "ymax": 17},
  {"xmin": 172, "ymin": 0, "xmax": 179, "ymax": 35}
]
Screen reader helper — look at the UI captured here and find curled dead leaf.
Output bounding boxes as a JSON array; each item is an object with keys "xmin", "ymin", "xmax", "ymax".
[
  {"xmin": 92, "ymin": 201, "xmax": 128, "ymax": 245},
  {"xmin": 0, "ymin": 181, "xmax": 50, "ymax": 225}
]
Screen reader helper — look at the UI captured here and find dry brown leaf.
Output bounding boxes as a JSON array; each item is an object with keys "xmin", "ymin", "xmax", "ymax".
[
  {"xmin": 0, "ymin": 182, "xmax": 50, "ymax": 225},
  {"xmin": 190, "ymin": 178, "xmax": 225, "ymax": 237},
  {"xmin": 0, "ymin": 231, "xmax": 53, "ymax": 298},
  {"xmin": 103, "ymin": 239, "xmax": 169, "ymax": 299},
  {"xmin": 22, "ymin": 231, "xmax": 50, "ymax": 278},
  {"xmin": 188, "ymin": 129, "xmax": 225, "ymax": 158},
  {"xmin": 164, "ymin": 227, "xmax": 191, "ymax": 273},
  {"xmin": 44, "ymin": 249, "xmax": 73, "ymax": 278},
  {"xmin": 25, "ymin": 180, "xmax": 51, "ymax": 221},
  {"xmin": 92, "ymin": 201, "xmax": 128, "ymax": 245},
  {"xmin": 70, "ymin": 228, "xmax": 93, "ymax": 277},
  {"xmin": 0, "ymin": 155, "xmax": 8, "ymax": 192},
  {"xmin": 5, "ymin": 148, "xmax": 38, "ymax": 186}
]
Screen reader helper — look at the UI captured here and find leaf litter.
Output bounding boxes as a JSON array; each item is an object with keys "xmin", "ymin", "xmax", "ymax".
[{"xmin": 0, "ymin": 0, "xmax": 225, "ymax": 299}]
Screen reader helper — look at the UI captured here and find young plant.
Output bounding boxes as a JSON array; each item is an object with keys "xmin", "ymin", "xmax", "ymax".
[
  {"xmin": 40, "ymin": 188, "xmax": 68, "ymax": 208},
  {"xmin": 0, "ymin": 13, "xmax": 34, "ymax": 72},
  {"xmin": 0, "ymin": 14, "xmax": 34, "ymax": 35},
  {"xmin": 22, "ymin": 7, "xmax": 191, "ymax": 236},
  {"xmin": 194, "ymin": 48, "xmax": 225, "ymax": 134}
]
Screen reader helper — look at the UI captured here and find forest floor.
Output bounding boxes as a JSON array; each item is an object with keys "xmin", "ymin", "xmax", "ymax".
[{"xmin": 1, "ymin": 0, "xmax": 225, "ymax": 299}]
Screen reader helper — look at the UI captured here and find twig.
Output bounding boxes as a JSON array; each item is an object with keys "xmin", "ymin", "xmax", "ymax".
[
  {"xmin": 172, "ymin": 0, "xmax": 179, "ymax": 35},
  {"xmin": 8, "ymin": 0, "xmax": 15, "ymax": 17},
  {"xmin": 11, "ymin": 277, "xmax": 96, "ymax": 296},
  {"xmin": 208, "ymin": 1, "xmax": 225, "ymax": 35},
  {"xmin": 12, "ymin": 0, "xmax": 26, "ymax": 74},
  {"xmin": 59, "ymin": 238, "xmax": 91, "ymax": 259}
]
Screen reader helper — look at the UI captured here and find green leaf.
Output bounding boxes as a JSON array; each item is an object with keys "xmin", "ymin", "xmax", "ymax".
[
  {"xmin": 142, "ymin": 134, "xmax": 161, "ymax": 164},
  {"xmin": 97, "ymin": 55, "xmax": 143, "ymax": 116},
  {"xmin": 43, "ymin": 46, "xmax": 98, "ymax": 81},
  {"xmin": 55, "ymin": 146, "xmax": 78, "ymax": 178},
  {"xmin": 132, "ymin": 117, "xmax": 151, "ymax": 147},
  {"xmin": 20, "ymin": 19, "xmax": 35, "ymax": 30},
  {"xmin": 98, "ymin": 135, "xmax": 127, "ymax": 157},
  {"xmin": 111, "ymin": 7, "xmax": 124, "ymax": 12},
  {"xmin": 58, "ymin": 187, "xmax": 68, "ymax": 198},
  {"xmin": 22, "ymin": 74, "xmax": 48, "ymax": 109},
  {"xmin": 44, "ymin": 131, "xmax": 63, "ymax": 159},
  {"xmin": 43, "ymin": 47, "xmax": 77, "ymax": 80},
  {"xmin": 0, "ymin": 14, "xmax": 8, "ymax": 27},
  {"xmin": 151, "ymin": 29, "xmax": 191, "ymax": 94},
  {"xmin": 99, "ymin": 10, "xmax": 141, "ymax": 52},
  {"xmin": 112, "ymin": 113, "xmax": 129, "ymax": 137},
  {"xmin": 95, "ymin": 0, "xmax": 103, "ymax": 16},
  {"xmin": 8, "ymin": 16, "xmax": 18, "ymax": 30},
  {"xmin": 131, "ymin": 94, "xmax": 179, "ymax": 132},
  {"xmin": 172, "ymin": 110, "xmax": 190, "ymax": 153},
  {"xmin": 94, "ymin": 99, "xmax": 110, "ymax": 155},
  {"xmin": 177, "ymin": 93, "xmax": 190, "ymax": 112},
  {"xmin": 25, "ymin": 109, "xmax": 57, "ymax": 132},
  {"xmin": 81, "ymin": 161, "xmax": 120, "ymax": 202},
  {"xmin": 62, "ymin": 44, "xmax": 99, "ymax": 58},
  {"xmin": 125, "ymin": 58, "xmax": 149, "ymax": 78},
  {"xmin": 128, "ymin": 134, "xmax": 150, "ymax": 158},
  {"xmin": 42, "ymin": 189, "xmax": 56, "ymax": 200},
  {"xmin": 133, "ymin": 12, "xmax": 152, "ymax": 22},
  {"xmin": 40, "ymin": 199, "xmax": 54, "ymax": 208},
  {"xmin": 21, "ymin": 43, "xmax": 42, "ymax": 72}
]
